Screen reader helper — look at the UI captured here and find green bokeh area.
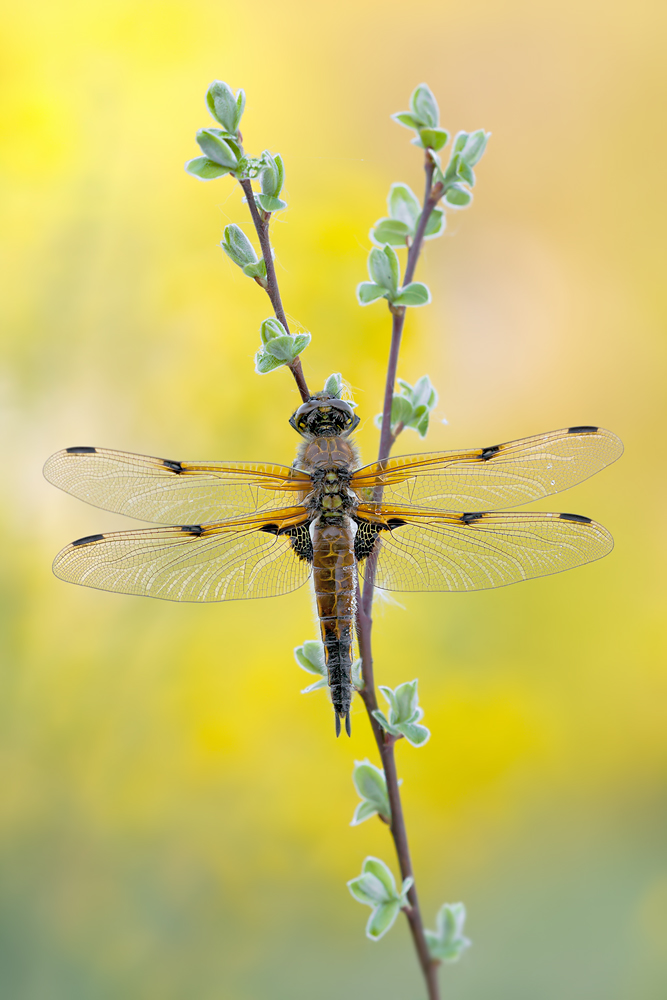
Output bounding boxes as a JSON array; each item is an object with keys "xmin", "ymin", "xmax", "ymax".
[{"xmin": 2, "ymin": 1, "xmax": 667, "ymax": 997}]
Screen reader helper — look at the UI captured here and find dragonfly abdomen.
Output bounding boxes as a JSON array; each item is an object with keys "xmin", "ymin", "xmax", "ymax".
[{"xmin": 312, "ymin": 517, "xmax": 357, "ymax": 736}]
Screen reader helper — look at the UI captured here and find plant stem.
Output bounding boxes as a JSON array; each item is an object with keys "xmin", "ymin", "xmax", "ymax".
[
  {"xmin": 239, "ymin": 177, "xmax": 310, "ymax": 402},
  {"xmin": 357, "ymin": 151, "xmax": 442, "ymax": 1000}
]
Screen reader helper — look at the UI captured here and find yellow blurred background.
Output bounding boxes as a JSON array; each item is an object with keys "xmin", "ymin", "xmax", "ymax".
[{"xmin": 2, "ymin": 0, "xmax": 666, "ymax": 996}]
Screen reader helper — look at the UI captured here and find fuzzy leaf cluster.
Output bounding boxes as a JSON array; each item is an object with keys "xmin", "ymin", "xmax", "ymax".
[
  {"xmin": 357, "ymin": 245, "xmax": 430, "ymax": 309},
  {"xmin": 350, "ymin": 759, "xmax": 391, "ymax": 826},
  {"xmin": 255, "ymin": 318, "xmax": 310, "ymax": 374},
  {"xmin": 294, "ymin": 639, "xmax": 362, "ymax": 694},
  {"xmin": 370, "ymin": 183, "xmax": 445, "ymax": 247},
  {"xmin": 433, "ymin": 129, "xmax": 491, "ymax": 209},
  {"xmin": 372, "ymin": 679, "xmax": 430, "ymax": 746},
  {"xmin": 392, "ymin": 84, "xmax": 450, "ymax": 152},
  {"xmin": 375, "ymin": 375, "xmax": 438, "ymax": 440},
  {"xmin": 425, "ymin": 903, "xmax": 471, "ymax": 963},
  {"xmin": 347, "ymin": 857, "xmax": 413, "ymax": 940}
]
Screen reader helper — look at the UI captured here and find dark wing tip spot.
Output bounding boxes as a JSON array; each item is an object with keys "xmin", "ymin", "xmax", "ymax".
[
  {"xmin": 181, "ymin": 524, "xmax": 203, "ymax": 536},
  {"xmin": 71, "ymin": 533, "xmax": 105, "ymax": 547},
  {"xmin": 481, "ymin": 444, "xmax": 500, "ymax": 461},
  {"xmin": 560, "ymin": 512, "xmax": 592, "ymax": 524},
  {"xmin": 462, "ymin": 511, "xmax": 485, "ymax": 525},
  {"xmin": 66, "ymin": 446, "xmax": 97, "ymax": 454},
  {"xmin": 568, "ymin": 425, "xmax": 598, "ymax": 434},
  {"xmin": 162, "ymin": 459, "xmax": 183, "ymax": 473}
]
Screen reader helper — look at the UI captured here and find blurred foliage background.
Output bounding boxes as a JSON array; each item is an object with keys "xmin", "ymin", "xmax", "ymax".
[{"xmin": 2, "ymin": 0, "xmax": 666, "ymax": 997}]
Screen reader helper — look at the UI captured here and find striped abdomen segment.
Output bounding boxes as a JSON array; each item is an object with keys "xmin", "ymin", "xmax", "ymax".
[{"xmin": 312, "ymin": 517, "xmax": 357, "ymax": 736}]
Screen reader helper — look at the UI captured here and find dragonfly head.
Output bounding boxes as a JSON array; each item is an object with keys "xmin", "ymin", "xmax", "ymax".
[{"xmin": 289, "ymin": 395, "xmax": 360, "ymax": 438}]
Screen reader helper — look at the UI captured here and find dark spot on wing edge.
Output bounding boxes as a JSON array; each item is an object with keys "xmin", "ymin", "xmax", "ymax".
[
  {"xmin": 386, "ymin": 518, "xmax": 406, "ymax": 529},
  {"xmin": 162, "ymin": 459, "xmax": 183, "ymax": 473},
  {"xmin": 66, "ymin": 446, "xmax": 97, "ymax": 454},
  {"xmin": 481, "ymin": 445, "xmax": 500, "ymax": 461},
  {"xmin": 259, "ymin": 523, "xmax": 279, "ymax": 535},
  {"xmin": 462, "ymin": 512, "xmax": 485, "ymax": 525},
  {"xmin": 560, "ymin": 512, "xmax": 592, "ymax": 524},
  {"xmin": 72, "ymin": 533, "xmax": 105, "ymax": 546},
  {"xmin": 181, "ymin": 525, "xmax": 203, "ymax": 536},
  {"xmin": 568, "ymin": 425, "xmax": 598, "ymax": 434}
]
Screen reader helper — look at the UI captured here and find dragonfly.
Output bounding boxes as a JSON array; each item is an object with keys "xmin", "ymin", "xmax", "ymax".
[{"xmin": 44, "ymin": 394, "xmax": 623, "ymax": 736}]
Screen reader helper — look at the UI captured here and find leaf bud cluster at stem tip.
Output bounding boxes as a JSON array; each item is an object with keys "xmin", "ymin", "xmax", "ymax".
[{"xmin": 255, "ymin": 318, "xmax": 311, "ymax": 375}]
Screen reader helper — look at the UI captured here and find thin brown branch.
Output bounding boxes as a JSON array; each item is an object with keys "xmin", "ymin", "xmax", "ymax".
[
  {"xmin": 356, "ymin": 149, "xmax": 443, "ymax": 1000},
  {"xmin": 239, "ymin": 177, "xmax": 310, "ymax": 402}
]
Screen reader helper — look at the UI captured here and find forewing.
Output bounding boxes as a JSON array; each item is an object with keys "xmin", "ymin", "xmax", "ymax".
[
  {"xmin": 44, "ymin": 447, "xmax": 311, "ymax": 524},
  {"xmin": 351, "ymin": 427, "xmax": 623, "ymax": 511},
  {"xmin": 356, "ymin": 509, "xmax": 613, "ymax": 592},
  {"xmin": 52, "ymin": 509, "xmax": 312, "ymax": 602}
]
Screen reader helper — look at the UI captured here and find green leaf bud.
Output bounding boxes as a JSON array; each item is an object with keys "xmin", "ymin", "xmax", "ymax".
[
  {"xmin": 410, "ymin": 83, "xmax": 439, "ymax": 128},
  {"xmin": 370, "ymin": 218, "xmax": 411, "ymax": 247},
  {"xmin": 391, "ymin": 111, "xmax": 423, "ymax": 130},
  {"xmin": 256, "ymin": 193, "xmax": 288, "ymax": 213},
  {"xmin": 356, "ymin": 281, "xmax": 387, "ymax": 306},
  {"xmin": 206, "ymin": 80, "xmax": 245, "ymax": 134},
  {"xmin": 366, "ymin": 901, "xmax": 401, "ymax": 940},
  {"xmin": 242, "ymin": 258, "xmax": 268, "ymax": 282},
  {"xmin": 413, "ymin": 127, "xmax": 450, "ymax": 151},
  {"xmin": 184, "ymin": 156, "xmax": 232, "ymax": 181},
  {"xmin": 460, "ymin": 128, "xmax": 490, "ymax": 166},
  {"xmin": 368, "ymin": 245, "xmax": 398, "ymax": 293},
  {"xmin": 195, "ymin": 129, "xmax": 239, "ymax": 169},
  {"xmin": 373, "ymin": 679, "xmax": 431, "ymax": 746},
  {"xmin": 457, "ymin": 157, "xmax": 475, "ymax": 187},
  {"xmin": 388, "ymin": 183, "xmax": 421, "ymax": 230},
  {"xmin": 220, "ymin": 224, "xmax": 258, "ymax": 268},
  {"xmin": 294, "ymin": 639, "xmax": 328, "ymax": 693},
  {"xmin": 347, "ymin": 858, "xmax": 412, "ymax": 941},
  {"xmin": 323, "ymin": 372, "xmax": 343, "ymax": 397},
  {"xmin": 351, "ymin": 759, "xmax": 391, "ymax": 825},
  {"xmin": 260, "ymin": 317, "xmax": 288, "ymax": 345},
  {"xmin": 444, "ymin": 183, "xmax": 473, "ymax": 208},
  {"xmin": 392, "ymin": 281, "xmax": 431, "ymax": 307},
  {"xmin": 425, "ymin": 903, "xmax": 471, "ymax": 962},
  {"xmin": 260, "ymin": 150, "xmax": 285, "ymax": 199},
  {"xmin": 423, "ymin": 208, "xmax": 446, "ymax": 239},
  {"xmin": 264, "ymin": 333, "xmax": 310, "ymax": 362}
]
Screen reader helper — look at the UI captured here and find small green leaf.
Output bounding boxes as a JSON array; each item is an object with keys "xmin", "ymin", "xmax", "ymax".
[
  {"xmin": 260, "ymin": 317, "xmax": 287, "ymax": 345},
  {"xmin": 370, "ymin": 218, "xmax": 411, "ymax": 247},
  {"xmin": 357, "ymin": 281, "xmax": 387, "ymax": 306},
  {"xmin": 453, "ymin": 130, "xmax": 469, "ymax": 156},
  {"xmin": 347, "ymin": 873, "xmax": 388, "ymax": 907},
  {"xmin": 206, "ymin": 80, "xmax": 245, "ymax": 133},
  {"xmin": 413, "ymin": 127, "xmax": 450, "ymax": 151},
  {"xmin": 461, "ymin": 129, "xmax": 490, "ymax": 166},
  {"xmin": 260, "ymin": 150, "xmax": 285, "ymax": 198},
  {"xmin": 254, "ymin": 351, "xmax": 284, "ymax": 374},
  {"xmin": 410, "ymin": 83, "xmax": 439, "ymax": 128},
  {"xmin": 242, "ymin": 259, "xmax": 267, "ymax": 281},
  {"xmin": 425, "ymin": 902, "xmax": 471, "ymax": 962},
  {"xmin": 457, "ymin": 158, "xmax": 475, "ymax": 186},
  {"xmin": 371, "ymin": 709, "xmax": 401, "ymax": 738},
  {"xmin": 362, "ymin": 857, "xmax": 398, "ymax": 898},
  {"xmin": 400, "ymin": 721, "xmax": 431, "ymax": 746},
  {"xmin": 294, "ymin": 640, "xmax": 326, "ymax": 676},
  {"xmin": 221, "ymin": 224, "xmax": 257, "ymax": 268},
  {"xmin": 444, "ymin": 183, "xmax": 473, "ymax": 208},
  {"xmin": 366, "ymin": 900, "xmax": 401, "ymax": 940},
  {"xmin": 351, "ymin": 759, "xmax": 391, "ymax": 824},
  {"xmin": 388, "ymin": 183, "xmax": 421, "ymax": 229},
  {"xmin": 392, "ymin": 281, "xmax": 431, "ymax": 307},
  {"xmin": 351, "ymin": 657, "xmax": 364, "ymax": 690},
  {"xmin": 423, "ymin": 208, "xmax": 446, "ymax": 239},
  {"xmin": 323, "ymin": 372, "xmax": 343, "ymax": 397},
  {"xmin": 185, "ymin": 156, "xmax": 231, "ymax": 181},
  {"xmin": 264, "ymin": 334, "xmax": 301, "ymax": 361},
  {"xmin": 256, "ymin": 194, "xmax": 288, "ymax": 213},
  {"xmin": 291, "ymin": 333, "xmax": 311, "ymax": 357},
  {"xmin": 195, "ymin": 129, "xmax": 239, "ymax": 169},
  {"xmin": 391, "ymin": 111, "xmax": 422, "ymax": 130},
  {"xmin": 368, "ymin": 245, "xmax": 399, "ymax": 293}
]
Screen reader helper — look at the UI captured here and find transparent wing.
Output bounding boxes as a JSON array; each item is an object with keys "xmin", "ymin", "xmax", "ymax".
[
  {"xmin": 356, "ymin": 509, "xmax": 614, "ymax": 592},
  {"xmin": 44, "ymin": 447, "xmax": 311, "ymax": 524},
  {"xmin": 351, "ymin": 427, "xmax": 623, "ymax": 512},
  {"xmin": 52, "ymin": 509, "xmax": 312, "ymax": 602}
]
